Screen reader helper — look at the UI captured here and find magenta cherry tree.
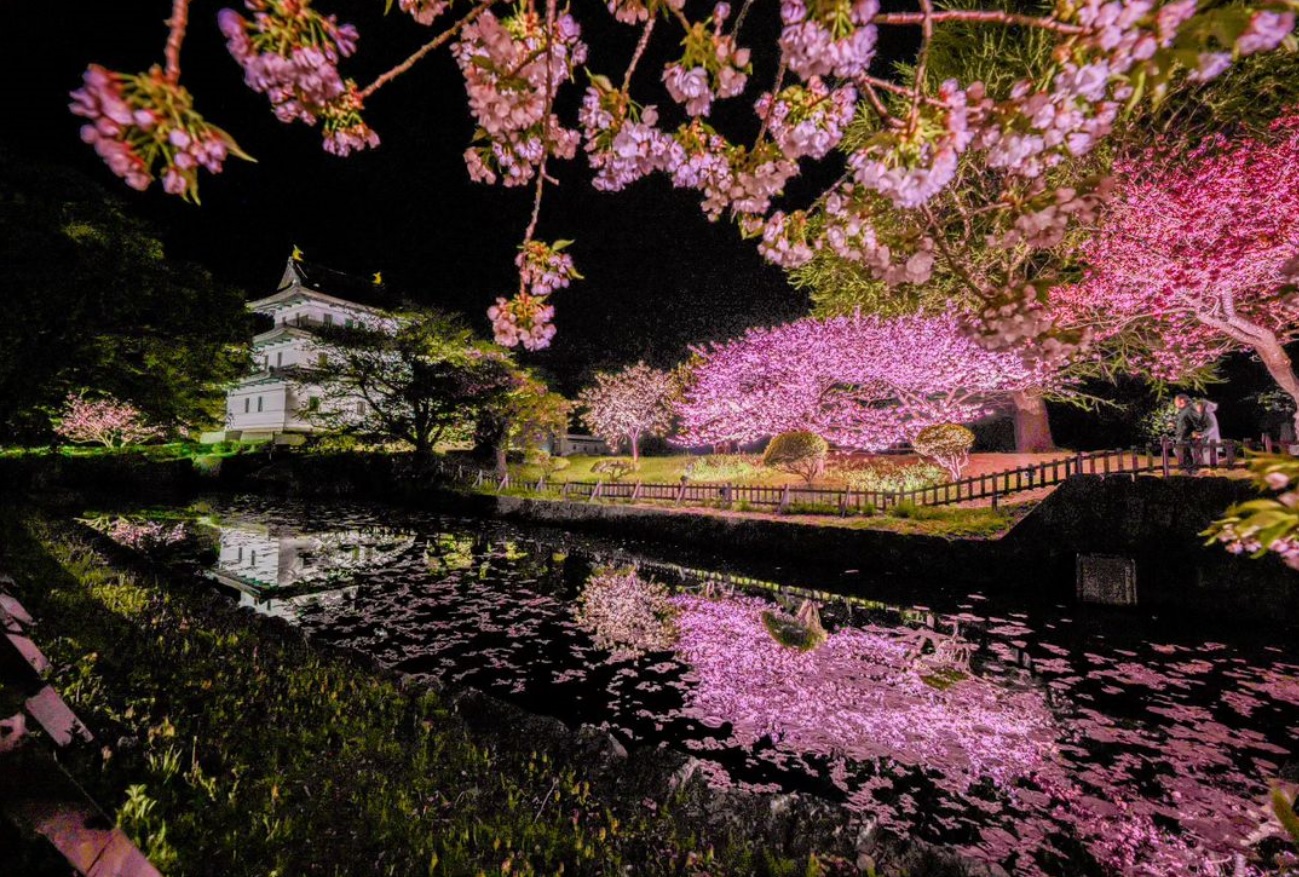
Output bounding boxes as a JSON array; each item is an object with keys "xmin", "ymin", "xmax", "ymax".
[
  {"xmin": 676, "ymin": 310, "xmax": 1060, "ymax": 450},
  {"xmin": 577, "ymin": 361, "xmax": 677, "ymax": 463},
  {"xmin": 71, "ymin": 0, "xmax": 1296, "ymax": 347},
  {"xmin": 54, "ymin": 393, "xmax": 166, "ymax": 448},
  {"xmin": 1053, "ymin": 111, "xmax": 1299, "ymax": 430}
]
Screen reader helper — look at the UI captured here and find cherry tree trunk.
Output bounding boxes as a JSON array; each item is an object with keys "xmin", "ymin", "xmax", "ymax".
[
  {"xmin": 1011, "ymin": 389, "xmax": 1056, "ymax": 453},
  {"xmin": 629, "ymin": 432, "xmax": 640, "ymax": 464},
  {"xmin": 1254, "ymin": 334, "xmax": 1299, "ymax": 439},
  {"xmin": 494, "ymin": 441, "xmax": 508, "ymax": 478}
]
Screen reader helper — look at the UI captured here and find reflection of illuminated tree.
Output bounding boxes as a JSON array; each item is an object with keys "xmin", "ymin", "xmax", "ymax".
[
  {"xmin": 669, "ymin": 594, "xmax": 1257, "ymax": 874},
  {"xmin": 671, "ymin": 594, "xmax": 1053, "ymax": 792},
  {"xmin": 574, "ymin": 567, "xmax": 677, "ymax": 661},
  {"xmin": 299, "ymin": 528, "xmax": 416, "ymax": 585}
]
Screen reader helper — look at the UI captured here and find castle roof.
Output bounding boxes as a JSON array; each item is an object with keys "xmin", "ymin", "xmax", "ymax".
[{"xmin": 246, "ymin": 258, "xmax": 392, "ymax": 315}]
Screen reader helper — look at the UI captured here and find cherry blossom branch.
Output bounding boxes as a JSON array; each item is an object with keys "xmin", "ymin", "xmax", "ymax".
[
  {"xmin": 163, "ymin": 0, "xmax": 191, "ymax": 84},
  {"xmin": 873, "ymin": 10, "xmax": 1086, "ymax": 34},
  {"xmin": 361, "ymin": 0, "xmax": 496, "ymax": 100},
  {"xmin": 732, "ymin": 0, "xmax": 756, "ymax": 36},
  {"xmin": 522, "ymin": 0, "xmax": 558, "ymax": 249},
  {"xmin": 621, "ymin": 17, "xmax": 656, "ymax": 94},
  {"xmin": 755, "ymin": 59, "xmax": 788, "ymax": 149},
  {"xmin": 909, "ymin": 0, "xmax": 935, "ymax": 129}
]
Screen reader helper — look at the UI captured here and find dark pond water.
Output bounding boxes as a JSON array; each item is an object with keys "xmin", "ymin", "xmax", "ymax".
[{"xmin": 102, "ymin": 497, "xmax": 1299, "ymax": 876}]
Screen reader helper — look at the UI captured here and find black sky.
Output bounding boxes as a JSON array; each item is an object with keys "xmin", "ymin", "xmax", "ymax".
[{"xmin": 3, "ymin": 0, "xmax": 894, "ymax": 390}]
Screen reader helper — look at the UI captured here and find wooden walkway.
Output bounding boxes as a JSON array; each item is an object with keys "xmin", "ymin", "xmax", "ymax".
[{"xmin": 434, "ymin": 439, "xmax": 1250, "ymax": 516}]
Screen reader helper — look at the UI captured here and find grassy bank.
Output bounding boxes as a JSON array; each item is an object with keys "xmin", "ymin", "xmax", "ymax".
[{"xmin": 0, "ymin": 511, "xmax": 850, "ymax": 876}]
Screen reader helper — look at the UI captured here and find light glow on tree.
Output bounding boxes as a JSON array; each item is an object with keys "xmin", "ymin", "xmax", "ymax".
[
  {"xmin": 54, "ymin": 393, "xmax": 165, "ymax": 448},
  {"xmin": 676, "ymin": 310, "xmax": 1058, "ymax": 450},
  {"xmin": 1053, "ymin": 111, "xmax": 1299, "ymax": 427},
  {"xmin": 577, "ymin": 361, "xmax": 676, "ymax": 462}
]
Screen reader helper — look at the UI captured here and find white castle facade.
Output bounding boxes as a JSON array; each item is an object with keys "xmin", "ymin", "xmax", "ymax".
[{"xmin": 222, "ymin": 258, "xmax": 390, "ymax": 441}]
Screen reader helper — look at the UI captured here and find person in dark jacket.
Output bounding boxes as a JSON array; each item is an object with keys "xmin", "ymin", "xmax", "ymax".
[{"xmin": 1173, "ymin": 393, "xmax": 1208, "ymax": 473}]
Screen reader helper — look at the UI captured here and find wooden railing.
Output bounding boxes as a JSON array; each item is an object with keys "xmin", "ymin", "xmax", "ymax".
[{"xmin": 433, "ymin": 439, "xmax": 1248, "ymax": 514}]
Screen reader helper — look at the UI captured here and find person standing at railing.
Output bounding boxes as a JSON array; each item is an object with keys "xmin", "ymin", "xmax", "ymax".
[
  {"xmin": 1195, "ymin": 398, "xmax": 1221, "ymax": 467},
  {"xmin": 1173, "ymin": 394, "xmax": 1208, "ymax": 474}
]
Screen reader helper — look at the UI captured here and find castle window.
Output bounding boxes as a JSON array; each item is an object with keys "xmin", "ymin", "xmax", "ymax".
[
  {"xmin": 324, "ymin": 313, "xmax": 334, "ymax": 326},
  {"xmin": 276, "ymin": 351, "xmax": 283, "ymax": 367},
  {"xmin": 257, "ymin": 396, "xmax": 264, "ymax": 413},
  {"xmin": 308, "ymin": 396, "xmax": 321, "ymax": 412},
  {"xmin": 244, "ymin": 398, "xmax": 250, "ymax": 414}
]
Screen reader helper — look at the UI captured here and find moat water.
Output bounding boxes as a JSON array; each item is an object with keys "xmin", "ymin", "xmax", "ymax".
[{"xmin": 110, "ymin": 496, "xmax": 1299, "ymax": 876}]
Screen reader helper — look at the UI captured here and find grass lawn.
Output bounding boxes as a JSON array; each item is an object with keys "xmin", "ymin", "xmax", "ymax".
[{"xmin": 507, "ymin": 452, "xmax": 1079, "ymax": 492}]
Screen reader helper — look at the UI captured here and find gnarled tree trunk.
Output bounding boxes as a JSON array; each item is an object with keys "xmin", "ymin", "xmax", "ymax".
[{"xmin": 1011, "ymin": 388, "xmax": 1056, "ymax": 453}]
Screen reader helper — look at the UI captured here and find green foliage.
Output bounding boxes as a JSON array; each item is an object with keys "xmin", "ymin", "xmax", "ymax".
[
  {"xmin": 683, "ymin": 454, "xmax": 763, "ymax": 482},
  {"xmin": 762, "ymin": 431, "xmax": 829, "ymax": 485},
  {"xmin": 0, "ymin": 511, "xmax": 836, "ymax": 877},
  {"xmin": 1204, "ymin": 452, "xmax": 1299, "ymax": 565},
  {"xmin": 760, "ymin": 609, "xmax": 827, "ymax": 653},
  {"xmin": 832, "ymin": 458, "xmax": 948, "ymax": 493},
  {"xmin": 311, "ymin": 309, "xmax": 517, "ymax": 456},
  {"xmin": 0, "ymin": 154, "xmax": 249, "ymax": 442},
  {"xmin": 1138, "ymin": 398, "xmax": 1181, "ymax": 443}
]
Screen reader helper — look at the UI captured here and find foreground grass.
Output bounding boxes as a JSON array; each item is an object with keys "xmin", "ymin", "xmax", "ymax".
[{"xmin": 0, "ymin": 511, "xmax": 844, "ymax": 876}]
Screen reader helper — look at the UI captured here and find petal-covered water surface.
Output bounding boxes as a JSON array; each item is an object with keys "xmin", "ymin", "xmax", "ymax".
[{"xmin": 119, "ymin": 497, "xmax": 1299, "ymax": 876}]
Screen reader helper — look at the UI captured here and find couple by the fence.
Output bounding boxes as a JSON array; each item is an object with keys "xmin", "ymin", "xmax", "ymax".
[{"xmin": 1172, "ymin": 393, "xmax": 1221, "ymax": 473}]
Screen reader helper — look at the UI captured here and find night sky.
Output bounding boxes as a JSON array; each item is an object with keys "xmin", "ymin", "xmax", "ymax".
[{"xmin": 3, "ymin": 0, "xmax": 881, "ymax": 390}]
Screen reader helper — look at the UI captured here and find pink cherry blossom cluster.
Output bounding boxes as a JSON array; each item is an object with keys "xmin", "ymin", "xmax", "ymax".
[
  {"xmin": 676, "ymin": 310, "xmax": 1058, "ymax": 449},
  {"xmin": 219, "ymin": 0, "xmax": 376, "ymax": 153},
  {"xmin": 754, "ymin": 210, "xmax": 815, "ymax": 268},
  {"xmin": 69, "ymin": 65, "xmax": 238, "ymax": 199},
  {"xmin": 487, "ymin": 292, "xmax": 557, "ymax": 350},
  {"xmin": 515, "ymin": 239, "xmax": 581, "ymax": 296},
  {"xmin": 606, "ymin": 0, "xmax": 686, "ymax": 26},
  {"xmin": 578, "ymin": 86, "xmax": 675, "ymax": 191},
  {"xmin": 849, "ymin": 80, "xmax": 973, "ymax": 209},
  {"xmin": 453, "ymin": 9, "xmax": 586, "ymax": 187},
  {"xmin": 398, "ymin": 0, "xmax": 449, "ymax": 27},
  {"xmin": 54, "ymin": 393, "xmax": 165, "ymax": 448},
  {"xmin": 661, "ymin": 4, "xmax": 751, "ymax": 118},
  {"xmin": 756, "ymin": 78, "xmax": 857, "ymax": 161},
  {"xmin": 574, "ymin": 567, "xmax": 678, "ymax": 661},
  {"xmin": 778, "ymin": 0, "xmax": 879, "ymax": 80}
]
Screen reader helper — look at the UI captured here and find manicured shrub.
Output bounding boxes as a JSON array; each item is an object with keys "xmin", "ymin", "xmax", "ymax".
[
  {"xmin": 592, "ymin": 458, "xmax": 638, "ymax": 481},
  {"xmin": 683, "ymin": 454, "xmax": 762, "ymax": 483},
  {"xmin": 762, "ymin": 431, "xmax": 828, "ymax": 485},
  {"xmin": 832, "ymin": 458, "xmax": 948, "ymax": 493},
  {"xmin": 913, "ymin": 423, "xmax": 974, "ymax": 481}
]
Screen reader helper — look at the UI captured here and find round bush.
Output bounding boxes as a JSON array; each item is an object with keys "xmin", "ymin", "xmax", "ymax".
[
  {"xmin": 913, "ymin": 423, "xmax": 975, "ymax": 480},
  {"xmin": 762, "ymin": 431, "xmax": 828, "ymax": 484}
]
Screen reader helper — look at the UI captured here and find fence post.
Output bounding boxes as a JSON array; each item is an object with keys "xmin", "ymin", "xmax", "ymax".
[
  {"xmin": 838, "ymin": 490, "xmax": 849, "ymax": 516},
  {"xmin": 496, "ymin": 474, "xmax": 509, "ymax": 492},
  {"xmin": 721, "ymin": 484, "xmax": 733, "ymax": 507},
  {"xmin": 631, "ymin": 481, "xmax": 642, "ymax": 502},
  {"xmin": 1226, "ymin": 440, "xmax": 1237, "ymax": 469},
  {"xmin": 1160, "ymin": 438, "xmax": 1171, "ymax": 478},
  {"xmin": 473, "ymin": 469, "xmax": 484, "ymax": 487},
  {"xmin": 676, "ymin": 483, "xmax": 687, "ymax": 505},
  {"xmin": 590, "ymin": 480, "xmax": 603, "ymax": 502},
  {"xmin": 561, "ymin": 482, "xmax": 571, "ymax": 500},
  {"xmin": 1265, "ymin": 433, "xmax": 1275, "ymax": 453},
  {"xmin": 535, "ymin": 476, "xmax": 545, "ymax": 493},
  {"xmin": 1075, "ymin": 451, "xmax": 1084, "ymax": 477},
  {"xmin": 778, "ymin": 484, "xmax": 790, "ymax": 514},
  {"xmin": 991, "ymin": 489, "xmax": 1000, "ymax": 512}
]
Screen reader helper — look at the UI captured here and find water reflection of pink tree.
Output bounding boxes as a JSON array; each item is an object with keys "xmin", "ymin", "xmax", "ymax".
[{"xmin": 669, "ymin": 594, "xmax": 1271, "ymax": 875}]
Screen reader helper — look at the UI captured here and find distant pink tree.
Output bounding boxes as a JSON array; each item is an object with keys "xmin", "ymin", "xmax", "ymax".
[
  {"xmin": 577, "ymin": 362, "xmax": 676, "ymax": 463},
  {"xmin": 676, "ymin": 311, "xmax": 1056, "ymax": 450},
  {"xmin": 1055, "ymin": 112, "xmax": 1299, "ymax": 429},
  {"xmin": 54, "ymin": 394, "xmax": 165, "ymax": 448}
]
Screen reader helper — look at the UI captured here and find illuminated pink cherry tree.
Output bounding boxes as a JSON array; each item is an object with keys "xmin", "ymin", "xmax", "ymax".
[
  {"xmin": 1054, "ymin": 111, "xmax": 1299, "ymax": 429},
  {"xmin": 676, "ymin": 310, "xmax": 1059, "ymax": 450},
  {"xmin": 577, "ymin": 361, "xmax": 677, "ymax": 463},
  {"xmin": 54, "ymin": 394, "xmax": 165, "ymax": 448},
  {"xmin": 71, "ymin": 0, "xmax": 1296, "ymax": 348}
]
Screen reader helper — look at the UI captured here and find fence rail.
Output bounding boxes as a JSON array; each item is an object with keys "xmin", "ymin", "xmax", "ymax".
[{"xmin": 433, "ymin": 439, "xmax": 1249, "ymax": 515}]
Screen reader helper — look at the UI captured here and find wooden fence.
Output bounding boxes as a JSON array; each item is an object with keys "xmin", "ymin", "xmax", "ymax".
[{"xmin": 434, "ymin": 438, "xmax": 1248, "ymax": 515}]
